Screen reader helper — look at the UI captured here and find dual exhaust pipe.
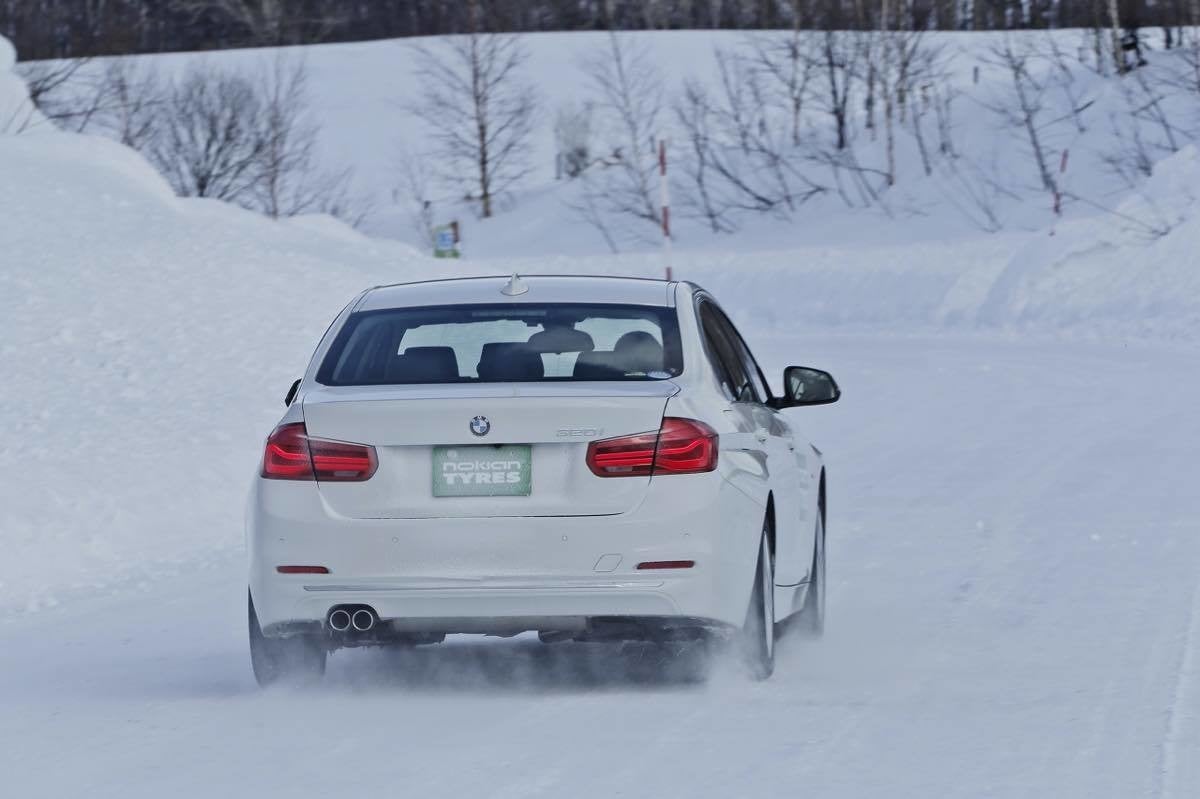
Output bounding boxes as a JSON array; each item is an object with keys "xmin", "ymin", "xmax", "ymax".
[{"xmin": 327, "ymin": 605, "xmax": 377, "ymax": 633}]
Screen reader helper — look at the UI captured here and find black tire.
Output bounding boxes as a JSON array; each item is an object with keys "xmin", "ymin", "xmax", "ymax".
[
  {"xmin": 740, "ymin": 524, "xmax": 776, "ymax": 681},
  {"xmin": 794, "ymin": 509, "xmax": 826, "ymax": 638},
  {"xmin": 248, "ymin": 591, "xmax": 327, "ymax": 688}
]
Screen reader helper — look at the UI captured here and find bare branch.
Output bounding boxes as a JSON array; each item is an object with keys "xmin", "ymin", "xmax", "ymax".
[{"xmin": 409, "ymin": 32, "xmax": 538, "ymax": 218}]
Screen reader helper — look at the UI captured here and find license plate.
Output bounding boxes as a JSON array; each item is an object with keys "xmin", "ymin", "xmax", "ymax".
[{"xmin": 432, "ymin": 445, "xmax": 532, "ymax": 497}]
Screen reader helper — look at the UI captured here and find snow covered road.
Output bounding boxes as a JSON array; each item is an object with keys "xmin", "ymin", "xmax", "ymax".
[{"xmin": 2, "ymin": 333, "xmax": 1197, "ymax": 798}]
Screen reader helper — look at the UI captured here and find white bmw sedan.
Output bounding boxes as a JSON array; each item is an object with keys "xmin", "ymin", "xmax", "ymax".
[{"xmin": 247, "ymin": 275, "xmax": 839, "ymax": 685}]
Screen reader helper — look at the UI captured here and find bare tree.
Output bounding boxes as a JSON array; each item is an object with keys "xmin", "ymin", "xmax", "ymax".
[
  {"xmin": 816, "ymin": 30, "xmax": 860, "ymax": 152},
  {"xmin": 19, "ymin": 57, "xmax": 169, "ymax": 145},
  {"xmin": 980, "ymin": 37, "xmax": 1057, "ymax": 197},
  {"xmin": 410, "ymin": 31, "xmax": 538, "ymax": 219},
  {"xmin": 674, "ymin": 79, "xmax": 733, "ymax": 233},
  {"xmin": 93, "ymin": 59, "xmax": 165, "ymax": 149},
  {"xmin": 672, "ymin": 46, "xmax": 826, "ymax": 232},
  {"xmin": 149, "ymin": 63, "xmax": 267, "ymax": 202},
  {"xmin": 937, "ymin": 155, "xmax": 1018, "ymax": 232},
  {"xmin": 1163, "ymin": 22, "xmax": 1200, "ymax": 96},
  {"xmin": 932, "ymin": 83, "xmax": 957, "ymax": 158},
  {"xmin": 1100, "ymin": 111, "xmax": 1157, "ymax": 187},
  {"xmin": 748, "ymin": 26, "xmax": 817, "ymax": 146},
  {"xmin": 1127, "ymin": 66, "xmax": 1183, "ymax": 153},
  {"xmin": 15, "ymin": 51, "xmax": 366, "ymax": 225},
  {"xmin": 905, "ymin": 39, "xmax": 951, "ymax": 178},
  {"xmin": 1083, "ymin": 21, "xmax": 1109, "ymax": 75},
  {"xmin": 1106, "ymin": 0, "xmax": 1125, "ymax": 74},
  {"xmin": 16, "ymin": 58, "xmax": 100, "ymax": 131},
  {"xmin": 1042, "ymin": 33, "xmax": 1095, "ymax": 134},
  {"xmin": 879, "ymin": 27, "xmax": 897, "ymax": 185},
  {"xmin": 554, "ymin": 101, "xmax": 594, "ymax": 179},
  {"xmin": 253, "ymin": 54, "xmax": 358, "ymax": 220},
  {"xmin": 579, "ymin": 32, "xmax": 664, "ymax": 229},
  {"xmin": 396, "ymin": 146, "xmax": 438, "ymax": 250},
  {"xmin": 1102, "ymin": 60, "xmax": 1186, "ymax": 188}
]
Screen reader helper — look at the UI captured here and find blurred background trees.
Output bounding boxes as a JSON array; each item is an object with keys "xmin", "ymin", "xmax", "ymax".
[{"xmin": 3, "ymin": 0, "xmax": 1195, "ymax": 61}]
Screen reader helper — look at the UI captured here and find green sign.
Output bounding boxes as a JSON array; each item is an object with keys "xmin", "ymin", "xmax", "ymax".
[
  {"xmin": 432, "ymin": 445, "xmax": 531, "ymax": 497},
  {"xmin": 433, "ymin": 224, "xmax": 460, "ymax": 258}
]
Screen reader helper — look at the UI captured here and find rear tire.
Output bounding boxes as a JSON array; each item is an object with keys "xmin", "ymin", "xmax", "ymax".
[
  {"xmin": 248, "ymin": 591, "xmax": 327, "ymax": 688},
  {"xmin": 740, "ymin": 525, "xmax": 775, "ymax": 680}
]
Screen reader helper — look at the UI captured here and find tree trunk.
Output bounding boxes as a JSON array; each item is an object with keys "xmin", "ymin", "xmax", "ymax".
[
  {"xmin": 882, "ymin": 0, "xmax": 894, "ymax": 185},
  {"xmin": 935, "ymin": 0, "xmax": 956, "ymax": 29},
  {"xmin": 1107, "ymin": 0, "xmax": 1125, "ymax": 74}
]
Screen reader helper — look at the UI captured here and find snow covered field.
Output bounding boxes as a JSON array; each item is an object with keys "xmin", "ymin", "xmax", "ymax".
[{"xmin": 2, "ymin": 29, "xmax": 1200, "ymax": 798}]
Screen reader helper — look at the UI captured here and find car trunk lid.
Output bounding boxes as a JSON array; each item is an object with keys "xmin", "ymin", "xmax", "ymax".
[{"xmin": 301, "ymin": 381, "xmax": 678, "ymax": 519}]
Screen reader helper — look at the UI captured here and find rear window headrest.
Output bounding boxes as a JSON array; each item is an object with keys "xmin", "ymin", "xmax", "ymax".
[
  {"xmin": 572, "ymin": 350, "xmax": 625, "ymax": 380},
  {"xmin": 389, "ymin": 346, "xmax": 459, "ymax": 383},
  {"xmin": 613, "ymin": 331, "xmax": 663, "ymax": 373},
  {"xmin": 477, "ymin": 342, "xmax": 544, "ymax": 381}
]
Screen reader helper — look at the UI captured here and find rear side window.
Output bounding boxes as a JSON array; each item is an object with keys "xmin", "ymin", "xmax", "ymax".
[
  {"xmin": 317, "ymin": 303, "xmax": 683, "ymax": 385},
  {"xmin": 699, "ymin": 302, "xmax": 759, "ymax": 402}
]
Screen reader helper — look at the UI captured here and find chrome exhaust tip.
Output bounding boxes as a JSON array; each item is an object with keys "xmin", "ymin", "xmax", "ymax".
[
  {"xmin": 351, "ymin": 608, "xmax": 376, "ymax": 632},
  {"xmin": 328, "ymin": 609, "xmax": 352, "ymax": 632}
]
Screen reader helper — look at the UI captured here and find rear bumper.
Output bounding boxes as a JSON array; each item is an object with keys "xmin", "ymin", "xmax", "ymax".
[
  {"xmin": 263, "ymin": 574, "xmax": 686, "ymax": 638},
  {"xmin": 247, "ymin": 472, "xmax": 764, "ymax": 634}
]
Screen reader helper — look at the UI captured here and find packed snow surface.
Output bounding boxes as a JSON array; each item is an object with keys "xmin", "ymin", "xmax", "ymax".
[
  {"xmin": 2, "ymin": 33, "xmax": 1200, "ymax": 798},
  {"xmin": 3, "ymin": 335, "xmax": 1199, "ymax": 798}
]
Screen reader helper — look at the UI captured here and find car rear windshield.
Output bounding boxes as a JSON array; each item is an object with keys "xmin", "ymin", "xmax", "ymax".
[{"xmin": 316, "ymin": 303, "xmax": 683, "ymax": 385}]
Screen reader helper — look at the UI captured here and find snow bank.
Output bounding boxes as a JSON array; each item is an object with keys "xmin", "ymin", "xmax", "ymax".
[
  {"xmin": 0, "ymin": 36, "xmax": 427, "ymax": 614},
  {"xmin": 0, "ymin": 35, "xmax": 44, "ymax": 133},
  {"xmin": 979, "ymin": 145, "xmax": 1200, "ymax": 341}
]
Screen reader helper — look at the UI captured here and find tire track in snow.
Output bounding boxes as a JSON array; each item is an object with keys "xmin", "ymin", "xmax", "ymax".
[{"xmin": 1159, "ymin": 560, "xmax": 1200, "ymax": 799}]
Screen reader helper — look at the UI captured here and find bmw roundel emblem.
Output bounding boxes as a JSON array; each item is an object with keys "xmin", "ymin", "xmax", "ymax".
[{"xmin": 470, "ymin": 416, "xmax": 491, "ymax": 437}]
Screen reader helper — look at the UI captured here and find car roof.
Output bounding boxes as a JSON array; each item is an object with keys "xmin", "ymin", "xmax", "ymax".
[{"xmin": 358, "ymin": 275, "xmax": 679, "ymax": 311}]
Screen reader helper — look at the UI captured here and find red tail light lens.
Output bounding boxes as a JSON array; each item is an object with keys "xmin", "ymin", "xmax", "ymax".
[
  {"xmin": 308, "ymin": 437, "xmax": 378, "ymax": 482},
  {"xmin": 586, "ymin": 429, "xmax": 659, "ymax": 477},
  {"xmin": 261, "ymin": 422, "xmax": 377, "ymax": 482},
  {"xmin": 262, "ymin": 423, "xmax": 314, "ymax": 480},
  {"xmin": 587, "ymin": 417, "xmax": 718, "ymax": 477},
  {"xmin": 653, "ymin": 418, "xmax": 719, "ymax": 474}
]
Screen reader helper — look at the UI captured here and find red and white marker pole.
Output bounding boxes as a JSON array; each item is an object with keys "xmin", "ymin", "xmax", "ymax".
[{"xmin": 659, "ymin": 139, "xmax": 672, "ymax": 281}]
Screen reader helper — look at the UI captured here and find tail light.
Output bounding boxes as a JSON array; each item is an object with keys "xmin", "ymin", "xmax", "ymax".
[
  {"xmin": 261, "ymin": 422, "xmax": 377, "ymax": 482},
  {"xmin": 587, "ymin": 417, "xmax": 718, "ymax": 477}
]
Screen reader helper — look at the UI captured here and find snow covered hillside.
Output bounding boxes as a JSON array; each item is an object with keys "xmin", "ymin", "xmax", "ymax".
[
  {"xmin": 4, "ymin": 31, "xmax": 1200, "ymax": 615},
  {"xmin": 25, "ymin": 28, "xmax": 1200, "ymax": 339},
  {"xmin": 40, "ymin": 29, "xmax": 1199, "ymax": 254}
]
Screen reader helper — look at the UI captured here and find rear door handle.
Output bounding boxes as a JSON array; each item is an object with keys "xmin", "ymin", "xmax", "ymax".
[{"xmin": 754, "ymin": 428, "xmax": 769, "ymax": 443}]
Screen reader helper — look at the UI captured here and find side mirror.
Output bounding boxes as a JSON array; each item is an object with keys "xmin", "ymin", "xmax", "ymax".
[
  {"xmin": 284, "ymin": 378, "xmax": 301, "ymax": 407},
  {"xmin": 778, "ymin": 366, "xmax": 840, "ymax": 407}
]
